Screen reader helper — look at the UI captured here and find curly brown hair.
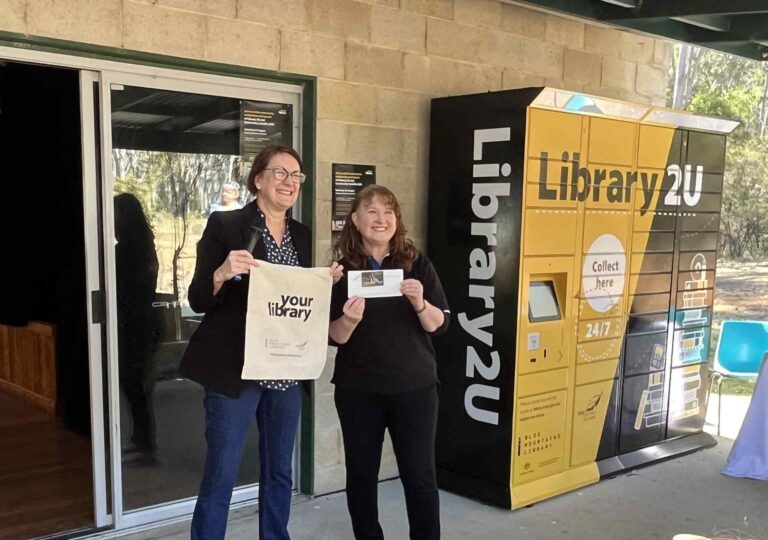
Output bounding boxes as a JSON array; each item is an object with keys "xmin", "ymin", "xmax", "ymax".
[{"xmin": 333, "ymin": 185, "xmax": 419, "ymax": 272}]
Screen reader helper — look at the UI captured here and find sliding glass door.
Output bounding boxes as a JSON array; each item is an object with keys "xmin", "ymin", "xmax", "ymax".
[
  {"xmin": 1, "ymin": 43, "xmax": 307, "ymax": 536},
  {"xmin": 97, "ymin": 71, "xmax": 303, "ymax": 527}
]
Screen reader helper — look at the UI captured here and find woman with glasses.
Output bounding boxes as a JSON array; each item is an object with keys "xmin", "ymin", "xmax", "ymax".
[
  {"xmin": 329, "ymin": 185, "xmax": 450, "ymax": 540},
  {"xmin": 180, "ymin": 144, "xmax": 342, "ymax": 540}
]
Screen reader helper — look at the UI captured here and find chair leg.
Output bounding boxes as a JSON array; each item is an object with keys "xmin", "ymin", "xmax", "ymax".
[
  {"xmin": 706, "ymin": 372, "xmax": 722, "ymax": 434},
  {"xmin": 715, "ymin": 376, "xmax": 724, "ymax": 436},
  {"xmin": 705, "ymin": 372, "xmax": 716, "ymax": 410}
]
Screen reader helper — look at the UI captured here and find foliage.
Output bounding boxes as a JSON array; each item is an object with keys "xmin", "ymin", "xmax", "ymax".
[
  {"xmin": 671, "ymin": 45, "xmax": 768, "ymax": 258},
  {"xmin": 719, "ymin": 138, "xmax": 768, "ymax": 258},
  {"xmin": 113, "ymin": 150, "xmax": 246, "ymax": 218},
  {"xmin": 114, "ymin": 174, "xmax": 158, "ymax": 225},
  {"xmin": 690, "ymin": 86, "xmax": 761, "ymax": 144},
  {"xmin": 113, "ymin": 150, "xmax": 247, "ymax": 298}
]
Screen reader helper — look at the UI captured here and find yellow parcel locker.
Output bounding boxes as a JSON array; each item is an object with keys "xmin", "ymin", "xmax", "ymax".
[{"xmin": 428, "ymin": 88, "xmax": 738, "ymax": 508}]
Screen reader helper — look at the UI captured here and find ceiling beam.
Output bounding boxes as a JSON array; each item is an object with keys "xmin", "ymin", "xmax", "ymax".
[
  {"xmin": 613, "ymin": 18, "xmax": 737, "ymax": 44},
  {"xmin": 112, "ymin": 127, "xmax": 238, "ymax": 154},
  {"xmin": 598, "ymin": 0, "xmax": 638, "ymax": 7},
  {"xmin": 506, "ymin": 0, "xmax": 768, "ymax": 61},
  {"xmin": 635, "ymin": 14, "xmax": 768, "ymax": 44},
  {"xmin": 691, "ymin": 15, "xmax": 768, "ymax": 42},
  {"xmin": 671, "ymin": 15, "xmax": 732, "ymax": 32},
  {"xmin": 604, "ymin": 0, "xmax": 768, "ymax": 19},
  {"xmin": 618, "ymin": 18, "xmax": 767, "ymax": 60},
  {"xmin": 504, "ymin": 0, "xmax": 628, "ymax": 20}
]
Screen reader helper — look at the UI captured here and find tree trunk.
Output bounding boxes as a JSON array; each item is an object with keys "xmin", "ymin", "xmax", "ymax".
[
  {"xmin": 672, "ymin": 45, "xmax": 690, "ymax": 110},
  {"xmin": 672, "ymin": 44, "xmax": 703, "ymax": 110},
  {"xmin": 759, "ymin": 65, "xmax": 768, "ymax": 137}
]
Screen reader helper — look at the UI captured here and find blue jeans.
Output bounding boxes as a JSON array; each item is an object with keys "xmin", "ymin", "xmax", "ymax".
[{"xmin": 191, "ymin": 384, "xmax": 302, "ymax": 540}]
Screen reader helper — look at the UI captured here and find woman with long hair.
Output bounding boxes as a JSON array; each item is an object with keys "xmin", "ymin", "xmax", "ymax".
[
  {"xmin": 114, "ymin": 193, "xmax": 160, "ymax": 458},
  {"xmin": 329, "ymin": 185, "xmax": 450, "ymax": 540}
]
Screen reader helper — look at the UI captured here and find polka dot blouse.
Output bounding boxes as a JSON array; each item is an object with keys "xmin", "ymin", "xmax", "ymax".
[{"xmin": 256, "ymin": 208, "xmax": 300, "ymax": 392}]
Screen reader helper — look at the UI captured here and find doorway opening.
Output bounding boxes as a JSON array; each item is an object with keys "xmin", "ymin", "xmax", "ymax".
[
  {"xmin": 0, "ymin": 49, "xmax": 308, "ymax": 534},
  {"xmin": 0, "ymin": 61, "xmax": 94, "ymax": 539}
]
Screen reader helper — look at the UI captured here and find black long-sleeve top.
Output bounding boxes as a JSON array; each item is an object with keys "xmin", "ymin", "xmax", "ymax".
[
  {"xmin": 330, "ymin": 254, "xmax": 450, "ymax": 394},
  {"xmin": 179, "ymin": 201, "xmax": 312, "ymax": 397}
]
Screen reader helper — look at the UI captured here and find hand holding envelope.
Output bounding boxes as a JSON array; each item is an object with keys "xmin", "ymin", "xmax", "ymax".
[
  {"xmin": 342, "ymin": 296, "xmax": 366, "ymax": 323},
  {"xmin": 399, "ymin": 278, "xmax": 425, "ymax": 310}
]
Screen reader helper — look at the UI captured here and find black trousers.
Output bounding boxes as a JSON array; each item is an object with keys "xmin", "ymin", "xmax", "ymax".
[{"xmin": 334, "ymin": 385, "xmax": 440, "ymax": 540}]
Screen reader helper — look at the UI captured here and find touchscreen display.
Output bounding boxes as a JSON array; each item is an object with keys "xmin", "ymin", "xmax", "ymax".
[{"xmin": 529, "ymin": 281, "xmax": 561, "ymax": 322}]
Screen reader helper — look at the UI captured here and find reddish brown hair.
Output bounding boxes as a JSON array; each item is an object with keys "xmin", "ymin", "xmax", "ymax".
[
  {"xmin": 246, "ymin": 144, "xmax": 303, "ymax": 195},
  {"xmin": 333, "ymin": 185, "xmax": 419, "ymax": 271}
]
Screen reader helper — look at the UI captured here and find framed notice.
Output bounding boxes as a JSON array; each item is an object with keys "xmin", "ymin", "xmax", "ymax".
[
  {"xmin": 240, "ymin": 101, "xmax": 293, "ymax": 161},
  {"xmin": 332, "ymin": 163, "xmax": 376, "ymax": 231}
]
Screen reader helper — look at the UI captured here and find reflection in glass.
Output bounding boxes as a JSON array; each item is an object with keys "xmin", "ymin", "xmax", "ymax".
[
  {"xmin": 210, "ymin": 182, "xmax": 243, "ymax": 215},
  {"xmin": 532, "ymin": 88, "xmax": 650, "ymax": 120},
  {"xmin": 642, "ymin": 109, "xmax": 740, "ymax": 133},
  {"xmin": 115, "ymin": 193, "xmax": 160, "ymax": 461},
  {"xmin": 111, "ymin": 86, "xmax": 293, "ymax": 511}
]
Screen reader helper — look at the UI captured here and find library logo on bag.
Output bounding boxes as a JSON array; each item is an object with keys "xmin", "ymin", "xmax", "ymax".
[{"xmin": 267, "ymin": 294, "xmax": 315, "ymax": 322}]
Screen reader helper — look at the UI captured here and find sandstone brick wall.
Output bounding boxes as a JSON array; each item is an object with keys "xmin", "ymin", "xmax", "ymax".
[{"xmin": 0, "ymin": 0, "xmax": 672, "ymax": 495}]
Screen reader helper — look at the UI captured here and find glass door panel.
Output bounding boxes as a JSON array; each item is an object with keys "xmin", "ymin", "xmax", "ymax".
[{"xmin": 106, "ymin": 82, "xmax": 297, "ymax": 513}]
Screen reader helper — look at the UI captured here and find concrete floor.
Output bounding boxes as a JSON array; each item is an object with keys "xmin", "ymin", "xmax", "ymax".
[{"xmin": 114, "ymin": 393, "xmax": 767, "ymax": 540}]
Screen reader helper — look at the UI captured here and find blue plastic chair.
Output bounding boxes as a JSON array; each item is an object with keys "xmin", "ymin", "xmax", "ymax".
[{"xmin": 707, "ymin": 320, "xmax": 768, "ymax": 435}]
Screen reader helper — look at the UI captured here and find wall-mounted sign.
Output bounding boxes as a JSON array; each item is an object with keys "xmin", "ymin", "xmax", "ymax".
[
  {"xmin": 332, "ymin": 163, "xmax": 376, "ymax": 231},
  {"xmin": 240, "ymin": 101, "xmax": 293, "ymax": 161}
]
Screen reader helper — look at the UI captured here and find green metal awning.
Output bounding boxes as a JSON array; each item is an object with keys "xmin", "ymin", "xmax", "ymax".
[{"xmin": 508, "ymin": 0, "xmax": 768, "ymax": 61}]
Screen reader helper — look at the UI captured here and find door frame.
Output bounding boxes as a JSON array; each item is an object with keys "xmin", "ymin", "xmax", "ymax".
[
  {"xmin": 80, "ymin": 69, "xmax": 111, "ymax": 529},
  {"xmin": 0, "ymin": 35, "xmax": 317, "ymax": 534}
]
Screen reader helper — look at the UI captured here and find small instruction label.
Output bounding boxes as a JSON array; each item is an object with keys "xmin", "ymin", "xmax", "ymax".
[{"xmin": 527, "ymin": 332, "xmax": 540, "ymax": 351}]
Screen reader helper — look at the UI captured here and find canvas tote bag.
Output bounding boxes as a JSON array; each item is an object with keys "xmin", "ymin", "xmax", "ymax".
[{"xmin": 242, "ymin": 260, "xmax": 332, "ymax": 380}]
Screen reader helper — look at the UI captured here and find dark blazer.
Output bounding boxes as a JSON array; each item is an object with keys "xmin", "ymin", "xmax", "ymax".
[{"xmin": 179, "ymin": 201, "xmax": 312, "ymax": 397}]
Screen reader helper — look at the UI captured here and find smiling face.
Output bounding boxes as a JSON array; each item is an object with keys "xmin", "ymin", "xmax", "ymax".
[
  {"xmin": 254, "ymin": 152, "xmax": 302, "ymax": 213},
  {"xmin": 220, "ymin": 184, "xmax": 239, "ymax": 205},
  {"xmin": 351, "ymin": 195, "xmax": 397, "ymax": 250}
]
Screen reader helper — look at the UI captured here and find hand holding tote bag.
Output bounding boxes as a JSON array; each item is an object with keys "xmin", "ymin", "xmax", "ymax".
[{"xmin": 242, "ymin": 260, "xmax": 332, "ymax": 380}]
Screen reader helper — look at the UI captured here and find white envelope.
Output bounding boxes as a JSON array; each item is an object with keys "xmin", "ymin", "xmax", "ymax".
[{"xmin": 347, "ymin": 269, "xmax": 404, "ymax": 298}]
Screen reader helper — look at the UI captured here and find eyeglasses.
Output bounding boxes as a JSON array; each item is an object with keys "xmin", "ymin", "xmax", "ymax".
[{"xmin": 264, "ymin": 167, "xmax": 307, "ymax": 184}]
